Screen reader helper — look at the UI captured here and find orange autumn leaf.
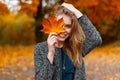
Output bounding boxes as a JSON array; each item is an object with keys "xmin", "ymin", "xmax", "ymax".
[{"xmin": 41, "ymin": 15, "xmax": 64, "ymax": 34}]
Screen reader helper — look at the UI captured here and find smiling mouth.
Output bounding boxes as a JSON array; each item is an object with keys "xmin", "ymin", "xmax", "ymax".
[
  {"xmin": 59, "ymin": 34, "xmax": 66, "ymax": 38},
  {"xmin": 58, "ymin": 31, "xmax": 68, "ymax": 38}
]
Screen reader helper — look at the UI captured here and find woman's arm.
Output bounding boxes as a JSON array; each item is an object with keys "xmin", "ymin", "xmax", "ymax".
[
  {"xmin": 34, "ymin": 42, "xmax": 55, "ymax": 80},
  {"xmin": 62, "ymin": 2, "xmax": 102, "ymax": 57},
  {"xmin": 78, "ymin": 15, "xmax": 102, "ymax": 57}
]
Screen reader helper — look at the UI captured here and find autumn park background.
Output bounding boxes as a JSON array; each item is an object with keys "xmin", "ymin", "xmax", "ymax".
[{"xmin": 0, "ymin": 0, "xmax": 120, "ymax": 80}]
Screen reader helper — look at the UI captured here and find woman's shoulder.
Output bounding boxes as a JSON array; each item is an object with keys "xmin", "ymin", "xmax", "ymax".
[
  {"xmin": 34, "ymin": 41, "xmax": 48, "ymax": 51},
  {"xmin": 35, "ymin": 41, "xmax": 47, "ymax": 47}
]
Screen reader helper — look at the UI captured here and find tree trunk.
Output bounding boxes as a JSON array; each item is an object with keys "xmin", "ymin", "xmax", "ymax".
[{"xmin": 34, "ymin": 0, "xmax": 44, "ymax": 43}]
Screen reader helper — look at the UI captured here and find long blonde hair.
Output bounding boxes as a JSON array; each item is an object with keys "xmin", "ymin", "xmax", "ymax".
[{"xmin": 55, "ymin": 6, "xmax": 86, "ymax": 67}]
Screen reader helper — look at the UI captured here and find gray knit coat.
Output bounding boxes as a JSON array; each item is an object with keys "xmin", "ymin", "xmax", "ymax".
[{"xmin": 34, "ymin": 15, "xmax": 102, "ymax": 80}]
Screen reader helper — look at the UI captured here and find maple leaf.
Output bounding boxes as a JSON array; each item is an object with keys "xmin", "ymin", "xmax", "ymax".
[{"xmin": 40, "ymin": 15, "xmax": 65, "ymax": 34}]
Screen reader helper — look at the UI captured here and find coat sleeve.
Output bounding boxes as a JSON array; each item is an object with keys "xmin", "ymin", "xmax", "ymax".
[
  {"xmin": 34, "ymin": 42, "xmax": 55, "ymax": 80},
  {"xmin": 78, "ymin": 15, "xmax": 102, "ymax": 57}
]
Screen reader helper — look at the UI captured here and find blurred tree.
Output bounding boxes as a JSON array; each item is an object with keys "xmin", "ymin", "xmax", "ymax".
[
  {"xmin": 0, "ymin": 2, "xmax": 10, "ymax": 42},
  {"xmin": 0, "ymin": 2, "xmax": 10, "ymax": 15},
  {"xmin": 18, "ymin": 0, "xmax": 39, "ymax": 17},
  {"xmin": 18, "ymin": 0, "xmax": 64, "ymax": 42},
  {"xmin": 0, "ymin": 13, "xmax": 35, "ymax": 45},
  {"xmin": 17, "ymin": 0, "xmax": 120, "ymax": 43},
  {"xmin": 66, "ymin": 0, "xmax": 120, "ymax": 24},
  {"xmin": 66, "ymin": 0, "xmax": 120, "ymax": 43}
]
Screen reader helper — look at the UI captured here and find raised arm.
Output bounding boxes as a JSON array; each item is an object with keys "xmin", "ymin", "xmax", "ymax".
[
  {"xmin": 34, "ymin": 42, "xmax": 55, "ymax": 80},
  {"xmin": 78, "ymin": 15, "xmax": 102, "ymax": 57},
  {"xmin": 62, "ymin": 3, "xmax": 102, "ymax": 57}
]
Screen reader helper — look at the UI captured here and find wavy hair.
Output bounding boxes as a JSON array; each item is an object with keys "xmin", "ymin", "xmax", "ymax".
[{"xmin": 55, "ymin": 6, "xmax": 86, "ymax": 67}]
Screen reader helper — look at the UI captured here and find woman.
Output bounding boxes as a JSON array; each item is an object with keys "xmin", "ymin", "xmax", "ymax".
[{"xmin": 34, "ymin": 3, "xmax": 102, "ymax": 80}]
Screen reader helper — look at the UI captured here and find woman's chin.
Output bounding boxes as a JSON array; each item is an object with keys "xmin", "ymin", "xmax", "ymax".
[
  {"xmin": 57, "ymin": 35, "xmax": 69, "ymax": 41},
  {"xmin": 58, "ymin": 38, "xmax": 66, "ymax": 42}
]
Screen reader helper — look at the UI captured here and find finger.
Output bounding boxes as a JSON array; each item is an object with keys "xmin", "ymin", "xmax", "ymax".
[
  {"xmin": 47, "ymin": 35, "xmax": 58, "ymax": 44},
  {"xmin": 50, "ymin": 36, "xmax": 56, "ymax": 39},
  {"xmin": 48, "ymin": 32, "xmax": 57, "ymax": 38},
  {"xmin": 50, "ymin": 32, "xmax": 57, "ymax": 35},
  {"xmin": 61, "ymin": 3, "xmax": 73, "ymax": 9},
  {"xmin": 48, "ymin": 34, "xmax": 57, "ymax": 40},
  {"xmin": 48, "ymin": 37, "xmax": 57, "ymax": 46},
  {"xmin": 62, "ymin": 2, "xmax": 71, "ymax": 6}
]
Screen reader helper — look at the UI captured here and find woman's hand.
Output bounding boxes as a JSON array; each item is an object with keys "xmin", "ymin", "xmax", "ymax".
[
  {"xmin": 47, "ymin": 32, "xmax": 58, "ymax": 64},
  {"xmin": 61, "ymin": 2, "xmax": 83, "ymax": 18}
]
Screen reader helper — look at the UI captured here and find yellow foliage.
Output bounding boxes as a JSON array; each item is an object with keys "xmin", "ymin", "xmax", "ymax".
[
  {"xmin": 0, "ymin": 43, "xmax": 120, "ymax": 79},
  {"xmin": 0, "ymin": 2, "xmax": 10, "ymax": 15},
  {"xmin": 0, "ymin": 45, "xmax": 34, "ymax": 66},
  {"xmin": 18, "ymin": 0, "xmax": 39, "ymax": 17},
  {"xmin": 3, "ymin": 14, "xmax": 17, "ymax": 24},
  {"xmin": 0, "ymin": 13, "xmax": 35, "ymax": 45}
]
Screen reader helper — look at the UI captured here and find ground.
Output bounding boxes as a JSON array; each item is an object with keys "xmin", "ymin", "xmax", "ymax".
[{"xmin": 0, "ymin": 42, "xmax": 120, "ymax": 80}]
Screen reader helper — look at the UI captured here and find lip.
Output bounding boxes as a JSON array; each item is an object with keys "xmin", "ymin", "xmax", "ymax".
[{"xmin": 59, "ymin": 34, "xmax": 66, "ymax": 38}]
